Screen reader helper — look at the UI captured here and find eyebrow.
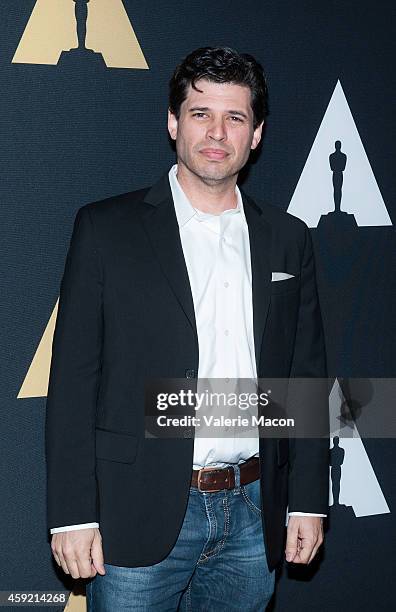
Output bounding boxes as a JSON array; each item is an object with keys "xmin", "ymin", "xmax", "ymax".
[{"xmin": 187, "ymin": 106, "xmax": 249, "ymax": 119}]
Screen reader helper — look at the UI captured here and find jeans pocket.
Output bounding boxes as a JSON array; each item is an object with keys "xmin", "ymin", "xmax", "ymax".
[{"xmin": 241, "ymin": 480, "xmax": 262, "ymax": 516}]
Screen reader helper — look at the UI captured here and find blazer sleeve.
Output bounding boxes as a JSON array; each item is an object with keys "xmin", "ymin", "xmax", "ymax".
[
  {"xmin": 45, "ymin": 205, "xmax": 103, "ymax": 531},
  {"xmin": 287, "ymin": 224, "xmax": 330, "ymax": 515}
]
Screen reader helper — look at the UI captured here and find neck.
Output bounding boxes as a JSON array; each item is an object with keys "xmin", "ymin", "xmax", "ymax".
[{"xmin": 176, "ymin": 160, "xmax": 238, "ymax": 215}]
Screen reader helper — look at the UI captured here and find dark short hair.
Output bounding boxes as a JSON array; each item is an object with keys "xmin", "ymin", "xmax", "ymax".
[{"xmin": 168, "ymin": 46, "xmax": 269, "ymax": 130}]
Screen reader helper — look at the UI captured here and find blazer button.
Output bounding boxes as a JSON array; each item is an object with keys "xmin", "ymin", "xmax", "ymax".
[
  {"xmin": 185, "ymin": 369, "xmax": 196, "ymax": 378},
  {"xmin": 183, "ymin": 428, "xmax": 193, "ymax": 438}
]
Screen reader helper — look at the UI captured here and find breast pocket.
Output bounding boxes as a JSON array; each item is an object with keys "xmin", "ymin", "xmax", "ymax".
[
  {"xmin": 271, "ymin": 275, "xmax": 300, "ymax": 296},
  {"xmin": 95, "ymin": 427, "xmax": 138, "ymax": 464}
]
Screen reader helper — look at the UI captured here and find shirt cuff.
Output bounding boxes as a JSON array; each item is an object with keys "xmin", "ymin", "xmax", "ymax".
[
  {"xmin": 50, "ymin": 522, "xmax": 99, "ymax": 534},
  {"xmin": 288, "ymin": 512, "xmax": 327, "ymax": 517}
]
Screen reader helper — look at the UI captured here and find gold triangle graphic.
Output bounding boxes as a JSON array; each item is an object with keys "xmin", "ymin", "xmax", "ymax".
[
  {"xmin": 18, "ymin": 299, "xmax": 59, "ymax": 399},
  {"xmin": 12, "ymin": 0, "xmax": 148, "ymax": 69},
  {"xmin": 64, "ymin": 588, "xmax": 86, "ymax": 611}
]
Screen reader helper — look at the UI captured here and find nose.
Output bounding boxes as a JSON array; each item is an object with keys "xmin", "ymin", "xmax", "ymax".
[{"xmin": 206, "ymin": 117, "xmax": 227, "ymax": 142}]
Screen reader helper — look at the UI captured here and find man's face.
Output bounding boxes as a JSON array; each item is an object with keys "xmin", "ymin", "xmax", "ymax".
[{"xmin": 168, "ymin": 79, "xmax": 263, "ymax": 183}]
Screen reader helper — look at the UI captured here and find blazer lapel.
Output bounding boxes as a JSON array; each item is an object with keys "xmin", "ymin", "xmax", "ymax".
[
  {"xmin": 240, "ymin": 188, "xmax": 272, "ymax": 370},
  {"xmin": 139, "ymin": 172, "xmax": 198, "ymax": 339}
]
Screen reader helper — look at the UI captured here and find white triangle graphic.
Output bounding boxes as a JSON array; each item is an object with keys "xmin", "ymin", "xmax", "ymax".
[
  {"xmin": 287, "ymin": 80, "xmax": 392, "ymax": 227},
  {"xmin": 329, "ymin": 379, "xmax": 389, "ymax": 517}
]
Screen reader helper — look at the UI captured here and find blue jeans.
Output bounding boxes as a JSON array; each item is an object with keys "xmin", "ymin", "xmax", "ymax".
[{"xmin": 86, "ymin": 473, "xmax": 275, "ymax": 611}]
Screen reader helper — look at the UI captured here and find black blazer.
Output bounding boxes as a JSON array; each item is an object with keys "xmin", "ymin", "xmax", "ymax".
[{"xmin": 45, "ymin": 170, "xmax": 329, "ymax": 572}]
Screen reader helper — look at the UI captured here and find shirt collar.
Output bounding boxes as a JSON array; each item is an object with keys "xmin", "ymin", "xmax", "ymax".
[{"xmin": 168, "ymin": 163, "xmax": 246, "ymax": 228}]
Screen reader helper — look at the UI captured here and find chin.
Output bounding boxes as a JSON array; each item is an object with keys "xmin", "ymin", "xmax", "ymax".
[
  {"xmin": 199, "ymin": 169, "xmax": 229, "ymax": 182},
  {"xmin": 195, "ymin": 160, "xmax": 233, "ymax": 180}
]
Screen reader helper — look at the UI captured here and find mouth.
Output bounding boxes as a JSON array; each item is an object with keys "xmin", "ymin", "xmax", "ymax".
[{"xmin": 200, "ymin": 148, "xmax": 229, "ymax": 160}]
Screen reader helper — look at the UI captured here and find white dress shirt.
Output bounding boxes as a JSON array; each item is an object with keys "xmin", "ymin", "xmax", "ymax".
[
  {"xmin": 169, "ymin": 163, "xmax": 260, "ymax": 469},
  {"xmin": 50, "ymin": 163, "xmax": 325, "ymax": 534}
]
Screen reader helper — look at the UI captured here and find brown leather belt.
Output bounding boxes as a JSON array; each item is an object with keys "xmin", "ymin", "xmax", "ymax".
[{"xmin": 191, "ymin": 456, "xmax": 260, "ymax": 492}]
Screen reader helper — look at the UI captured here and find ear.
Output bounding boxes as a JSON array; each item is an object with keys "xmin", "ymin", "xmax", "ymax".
[
  {"xmin": 168, "ymin": 109, "xmax": 178, "ymax": 141},
  {"xmin": 251, "ymin": 120, "xmax": 264, "ymax": 150}
]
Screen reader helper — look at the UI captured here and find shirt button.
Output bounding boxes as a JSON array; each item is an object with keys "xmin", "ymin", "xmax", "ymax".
[
  {"xmin": 224, "ymin": 281, "xmax": 229, "ymax": 288},
  {"xmin": 224, "ymin": 329, "xmax": 229, "ymax": 336}
]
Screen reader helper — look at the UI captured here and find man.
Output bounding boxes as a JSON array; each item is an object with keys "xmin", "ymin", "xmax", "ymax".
[{"xmin": 46, "ymin": 46, "xmax": 329, "ymax": 610}]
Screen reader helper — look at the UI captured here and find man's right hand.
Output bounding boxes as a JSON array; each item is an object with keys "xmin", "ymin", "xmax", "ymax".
[{"xmin": 51, "ymin": 528, "xmax": 106, "ymax": 579}]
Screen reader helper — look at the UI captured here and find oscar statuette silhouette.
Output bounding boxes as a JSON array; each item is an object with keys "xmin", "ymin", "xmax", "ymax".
[
  {"xmin": 58, "ymin": 0, "xmax": 106, "ymax": 67},
  {"xmin": 318, "ymin": 140, "xmax": 357, "ymax": 231}
]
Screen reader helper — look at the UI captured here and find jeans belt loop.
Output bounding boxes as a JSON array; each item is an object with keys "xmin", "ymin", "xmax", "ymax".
[{"xmin": 232, "ymin": 463, "xmax": 241, "ymax": 495}]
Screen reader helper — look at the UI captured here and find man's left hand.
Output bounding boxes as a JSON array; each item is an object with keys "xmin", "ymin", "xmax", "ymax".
[{"xmin": 285, "ymin": 516, "xmax": 324, "ymax": 564}]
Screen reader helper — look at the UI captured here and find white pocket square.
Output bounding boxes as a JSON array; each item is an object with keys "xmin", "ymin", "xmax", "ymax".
[{"xmin": 271, "ymin": 272, "xmax": 295, "ymax": 282}]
